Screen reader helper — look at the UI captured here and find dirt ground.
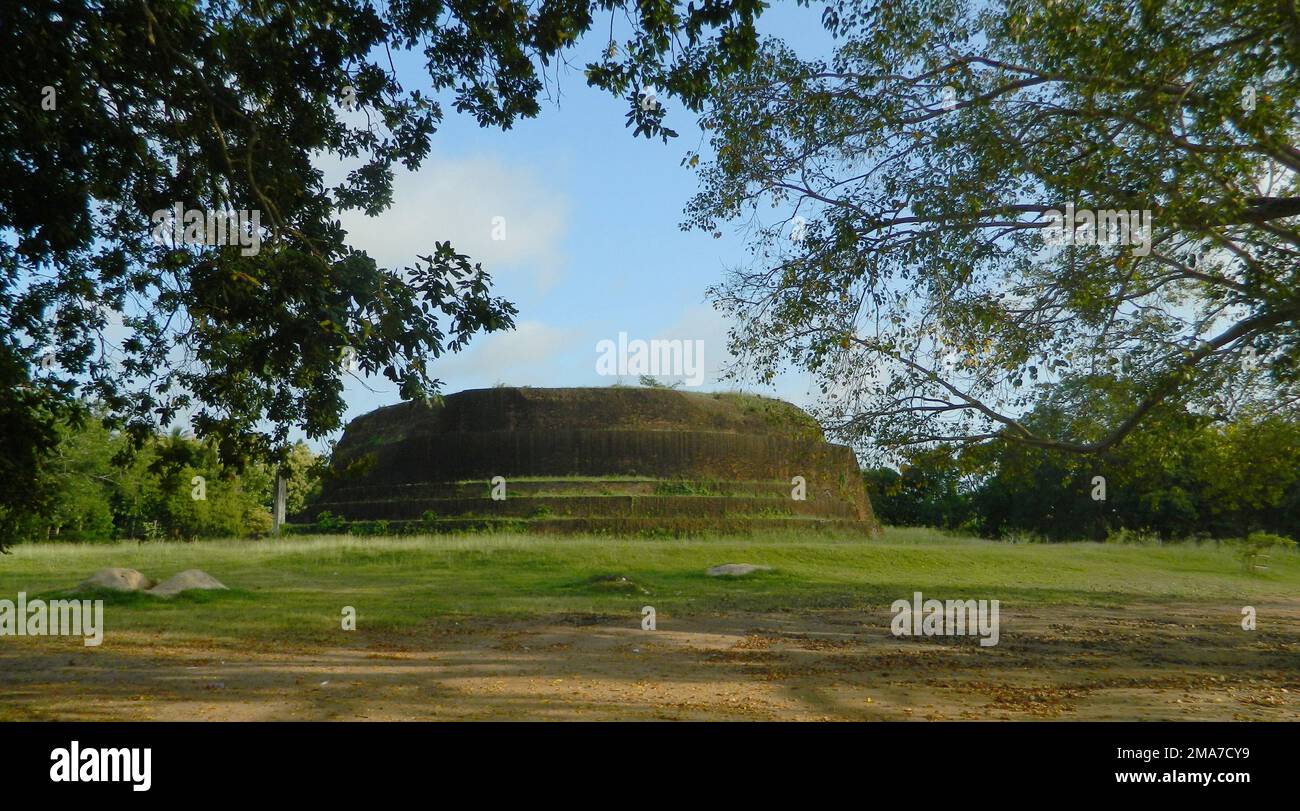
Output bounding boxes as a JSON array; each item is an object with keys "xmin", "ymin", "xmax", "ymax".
[{"xmin": 3, "ymin": 601, "xmax": 1299, "ymax": 721}]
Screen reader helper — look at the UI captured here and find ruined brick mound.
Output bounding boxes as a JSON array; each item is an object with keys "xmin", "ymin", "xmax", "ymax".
[{"xmin": 297, "ymin": 387, "xmax": 880, "ymax": 536}]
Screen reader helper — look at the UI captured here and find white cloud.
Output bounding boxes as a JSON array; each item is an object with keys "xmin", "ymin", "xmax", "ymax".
[
  {"xmin": 654, "ymin": 304, "xmax": 736, "ymax": 386},
  {"xmin": 436, "ymin": 320, "xmax": 580, "ymax": 387},
  {"xmin": 335, "ymin": 154, "xmax": 570, "ymax": 293},
  {"xmin": 650, "ymin": 304, "xmax": 830, "ymax": 410}
]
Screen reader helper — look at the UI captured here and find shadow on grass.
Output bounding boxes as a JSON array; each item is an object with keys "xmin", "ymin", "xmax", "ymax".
[
  {"xmin": 33, "ymin": 587, "xmax": 255, "ymax": 608},
  {"xmin": 3, "ymin": 592, "xmax": 1298, "ymax": 721}
]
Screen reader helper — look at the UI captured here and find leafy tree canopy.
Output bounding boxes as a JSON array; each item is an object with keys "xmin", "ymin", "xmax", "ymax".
[
  {"xmin": 687, "ymin": 0, "xmax": 1300, "ymax": 458},
  {"xmin": 0, "ymin": 0, "xmax": 765, "ymax": 543}
]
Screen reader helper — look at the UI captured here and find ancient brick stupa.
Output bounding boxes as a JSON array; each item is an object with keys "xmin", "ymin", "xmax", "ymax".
[{"xmin": 299, "ymin": 386, "xmax": 879, "ymax": 535}]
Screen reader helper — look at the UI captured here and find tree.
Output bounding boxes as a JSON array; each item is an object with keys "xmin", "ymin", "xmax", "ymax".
[
  {"xmin": 864, "ymin": 384, "xmax": 1300, "ymax": 541},
  {"xmin": 0, "ymin": 0, "xmax": 764, "ymax": 547},
  {"xmin": 686, "ymin": 0, "xmax": 1300, "ymax": 458},
  {"xmin": 38, "ymin": 415, "xmax": 119, "ymax": 541},
  {"xmin": 961, "ymin": 380, "xmax": 1300, "ymax": 540},
  {"xmin": 14, "ymin": 410, "xmax": 326, "ymax": 543},
  {"xmin": 959, "ymin": 386, "xmax": 1163, "ymax": 540},
  {"xmin": 862, "ymin": 444, "xmax": 972, "ymax": 529}
]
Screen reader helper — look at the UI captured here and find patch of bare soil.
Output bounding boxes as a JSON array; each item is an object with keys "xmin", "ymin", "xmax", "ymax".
[{"xmin": 2, "ymin": 601, "xmax": 1298, "ymax": 721}]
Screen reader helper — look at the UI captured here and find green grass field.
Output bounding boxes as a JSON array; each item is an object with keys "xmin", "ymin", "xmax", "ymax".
[{"xmin": 2, "ymin": 527, "xmax": 1296, "ymax": 649}]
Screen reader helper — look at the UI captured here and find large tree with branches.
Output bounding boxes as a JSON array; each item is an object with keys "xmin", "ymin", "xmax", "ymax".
[
  {"xmin": 0, "ymin": 0, "xmax": 763, "ymax": 544},
  {"xmin": 686, "ymin": 0, "xmax": 1300, "ymax": 459}
]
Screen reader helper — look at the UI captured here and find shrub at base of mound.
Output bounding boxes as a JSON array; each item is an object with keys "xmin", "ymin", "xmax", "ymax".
[
  {"xmin": 147, "ymin": 570, "xmax": 228, "ymax": 597},
  {"xmin": 78, "ymin": 568, "xmax": 155, "ymax": 592}
]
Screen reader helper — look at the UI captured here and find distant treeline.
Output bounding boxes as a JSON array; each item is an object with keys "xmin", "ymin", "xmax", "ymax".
[
  {"xmin": 863, "ymin": 411, "xmax": 1300, "ymax": 542},
  {"xmin": 2, "ymin": 413, "xmax": 320, "ymax": 543},
  {"xmin": 8, "ymin": 400, "xmax": 1299, "ymax": 545}
]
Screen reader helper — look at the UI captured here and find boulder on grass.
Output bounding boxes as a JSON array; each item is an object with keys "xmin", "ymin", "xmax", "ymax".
[
  {"xmin": 148, "ymin": 569, "xmax": 228, "ymax": 597},
  {"xmin": 78, "ymin": 568, "xmax": 154, "ymax": 592},
  {"xmin": 706, "ymin": 563, "xmax": 772, "ymax": 577}
]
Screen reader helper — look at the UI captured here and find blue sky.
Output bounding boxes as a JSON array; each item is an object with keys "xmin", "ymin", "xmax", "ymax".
[{"xmin": 320, "ymin": 2, "xmax": 838, "ymax": 445}]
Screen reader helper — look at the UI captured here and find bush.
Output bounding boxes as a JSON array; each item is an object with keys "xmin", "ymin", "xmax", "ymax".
[
  {"xmin": 1236, "ymin": 532, "xmax": 1297, "ymax": 573},
  {"xmin": 1000, "ymin": 529, "xmax": 1048, "ymax": 544},
  {"xmin": 1105, "ymin": 527, "xmax": 1162, "ymax": 546},
  {"xmin": 1244, "ymin": 531, "xmax": 1297, "ymax": 549},
  {"xmin": 315, "ymin": 510, "xmax": 344, "ymax": 531}
]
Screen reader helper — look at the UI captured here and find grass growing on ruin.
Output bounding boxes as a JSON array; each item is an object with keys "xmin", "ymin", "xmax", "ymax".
[{"xmin": 0, "ymin": 527, "xmax": 1295, "ymax": 649}]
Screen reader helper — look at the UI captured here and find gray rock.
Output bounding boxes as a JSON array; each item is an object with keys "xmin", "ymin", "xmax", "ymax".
[
  {"xmin": 706, "ymin": 563, "xmax": 773, "ymax": 577},
  {"xmin": 78, "ymin": 568, "xmax": 154, "ymax": 592},
  {"xmin": 147, "ymin": 569, "xmax": 228, "ymax": 597}
]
